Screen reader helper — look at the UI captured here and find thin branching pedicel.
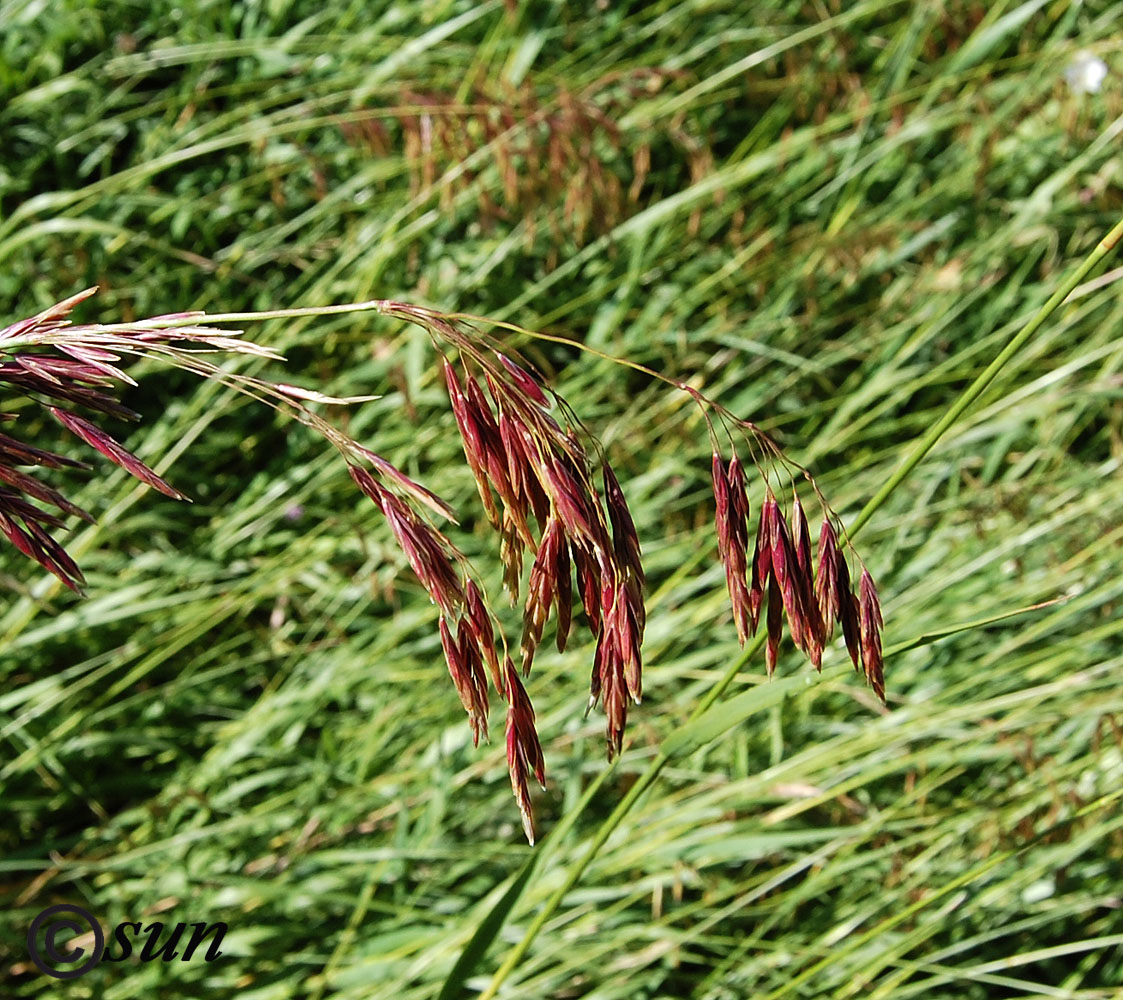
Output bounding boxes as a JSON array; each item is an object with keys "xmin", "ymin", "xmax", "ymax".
[{"xmin": 0, "ymin": 290, "xmax": 884, "ymax": 844}]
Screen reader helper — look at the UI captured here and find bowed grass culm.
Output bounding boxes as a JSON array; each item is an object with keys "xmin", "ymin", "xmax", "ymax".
[{"xmin": 0, "ymin": 289, "xmax": 883, "ymax": 842}]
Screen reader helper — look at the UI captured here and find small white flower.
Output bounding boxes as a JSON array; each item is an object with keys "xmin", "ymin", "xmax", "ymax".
[{"xmin": 1065, "ymin": 52, "xmax": 1108, "ymax": 94}]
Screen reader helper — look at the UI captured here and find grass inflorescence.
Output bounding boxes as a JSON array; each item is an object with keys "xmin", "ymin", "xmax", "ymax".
[
  {"xmin": 3, "ymin": 2, "xmax": 1123, "ymax": 998},
  {"xmin": 1, "ymin": 287, "xmax": 883, "ymax": 844}
]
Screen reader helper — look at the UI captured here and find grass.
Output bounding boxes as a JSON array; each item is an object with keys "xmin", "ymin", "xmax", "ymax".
[{"xmin": 3, "ymin": 1, "xmax": 1123, "ymax": 997}]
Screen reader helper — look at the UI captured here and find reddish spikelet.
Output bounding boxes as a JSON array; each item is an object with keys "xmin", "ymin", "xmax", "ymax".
[
  {"xmin": 815, "ymin": 519, "xmax": 841, "ymax": 639},
  {"xmin": 495, "ymin": 396, "xmax": 551, "ymax": 526},
  {"xmin": 770, "ymin": 503, "xmax": 806, "ymax": 651},
  {"xmin": 457, "ymin": 617, "xmax": 490, "ymax": 744},
  {"xmin": 0, "ymin": 432, "xmax": 88, "ymax": 470},
  {"xmin": 725, "ymin": 457, "xmax": 752, "ymax": 644},
  {"xmin": 0, "ymin": 358, "xmax": 115, "ymax": 388},
  {"xmin": 712, "ymin": 453, "xmax": 730, "ymax": 561},
  {"xmin": 442, "ymin": 358, "xmax": 473, "ymax": 446},
  {"xmin": 522, "ymin": 516, "xmax": 564, "ymax": 674},
  {"xmin": 405, "ymin": 518, "xmax": 466, "ymax": 613},
  {"xmin": 26, "ymin": 518, "xmax": 85, "ymax": 591},
  {"xmin": 542, "ymin": 454, "xmax": 598, "ymax": 548},
  {"xmin": 790, "ymin": 498, "xmax": 813, "ymax": 602},
  {"xmin": 713, "ymin": 454, "xmax": 747, "ymax": 642},
  {"xmin": 489, "ymin": 369, "xmax": 563, "ymax": 437},
  {"xmin": 749, "ymin": 497, "xmax": 777, "ymax": 634},
  {"xmin": 49, "ymin": 407, "xmax": 187, "ymax": 500},
  {"xmin": 444, "ymin": 360, "xmax": 476, "ymax": 431},
  {"xmin": 504, "ymin": 658, "xmax": 546, "ymax": 844},
  {"xmin": 805, "ymin": 626, "xmax": 823, "ymax": 670},
  {"xmin": 465, "ymin": 376, "xmax": 523, "ymax": 525},
  {"xmin": 0, "ymin": 509, "xmax": 86, "ymax": 593},
  {"xmin": 500, "ymin": 510, "xmax": 524, "ymax": 602},
  {"xmin": 0, "ymin": 490, "xmax": 66, "ymax": 529},
  {"xmin": 603, "ymin": 461, "xmax": 643, "ymax": 586},
  {"xmin": 464, "ymin": 579, "xmax": 503, "ymax": 695},
  {"xmin": 554, "ymin": 537, "xmax": 573, "ymax": 652},
  {"xmin": 494, "ymin": 408, "xmax": 535, "ymax": 544},
  {"xmin": 358, "ymin": 473, "xmax": 465, "ymax": 615},
  {"xmin": 859, "ymin": 570, "xmax": 885, "ymax": 702},
  {"xmin": 444, "ymin": 359, "xmax": 502, "ymax": 527},
  {"xmin": 598, "ymin": 570, "xmax": 642, "ymax": 696},
  {"xmin": 823, "ymin": 540, "xmax": 863, "ymax": 673},
  {"xmin": 765, "ymin": 573, "xmax": 783, "ymax": 678},
  {"xmin": 0, "ymin": 509, "xmax": 35, "ymax": 560},
  {"xmin": 497, "ymin": 352, "xmax": 549, "ymax": 407},
  {"xmin": 593, "ymin": 591, "xmax": 630, "ymax": 760},
  {"xmin": 0, "ymin": 466, "xmax": 94, "ymax": 522},
  {"xmin": 347, "ymin": 463, "xmax": 385, "ymax": 505},
  {"xmin": 618, "ymin": 582, "xmax": 644, "ymax": 704},
  {"xmin": 844, "ymin": 584, "xmax": 857, "ymax": 669},
  {"xmin": 791, "ymin": 497, "xmax": 824, "ymax": 668},
  {"xmin": 6, "ymin": 356, "xmax": 105, "ymax": 384},
  {"xmin": 358, "ymin": 451, "xmax": 457, "ymax": 523},
  {"xmin": 572, "ymin": 542, "xmax": 603, "ymax": 635},
  {"xmin": 497, "ymin": 408, "xmax": 525, "ymax": 500},
  {"xmin": 728, "ymin": 458, "xmax": 750, "ymax": 531},
  {"xmin": 523, "ymin": 460, "xmax": 552, "ymax": 527},
  {"xmin": 57, "ymin": 345, "xmax": 135, "ymax": 383},
  {"xmin": 440, "ymin": 617, "xmax": 485, "ymax": 745},
  {"xmin": 0, "ymin": 369, "xmax": 140, "ymax": 421},
  {"xmin": 22, "ymin": 515, "xmax": 86, "ymax": 592}
]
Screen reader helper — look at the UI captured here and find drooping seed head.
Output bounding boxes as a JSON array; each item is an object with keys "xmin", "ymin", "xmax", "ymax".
[
  {"xmin": 603, "ymin": 461, "xmax": 643, "ymax": 587},
  {"xmin": 371, "ymin": 484, "xmax": 465, "ymax": 615},
  {"xmin": 594, "ymin": 604, "xmax": 629, "ymax": 760},
  {"xmin": 464, "ymin": 579, "xmax": 503, "ymax": 695},
  {"xmin": 456, "ymin": 617, "xmax": 490, "ymax": 744},
  {"xmin": 859, "ymin": 569, "xmax": 885, "ymax": 702},
  {"xmin": 49, "ymin": 407, "xmax": 187, "ymax": 500},
  {"xmin": 440, "ymin": 616, "xmax": 488, "ymax": 745},
  {"xmin": 504, "ymin": 657, "xmax": 546, "ymax": 845},
  {"xmin": 815, "ymin": 518, "xmax": 841, "ymax": 639}
]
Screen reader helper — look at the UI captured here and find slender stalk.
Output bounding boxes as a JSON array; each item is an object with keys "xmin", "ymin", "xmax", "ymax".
[
  {"xmin": 849, "ymin": 214, "xmax": 1123, "ymax": 537},
  {"xmin": 477, "ymin": 213, "xmax": 1123, "ymax": 999}
]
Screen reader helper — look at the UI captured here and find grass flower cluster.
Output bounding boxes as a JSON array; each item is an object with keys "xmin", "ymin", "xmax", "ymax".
[
  {"xmin": 4, "ymin": 2, "xmax": 1123, "ymax": 998},
  {"xmin": 1, "ymin": 289, "xmax": 883, "ymax": 843}
]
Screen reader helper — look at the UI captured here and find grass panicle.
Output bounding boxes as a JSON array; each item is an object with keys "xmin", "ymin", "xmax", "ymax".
[{"xmin": 1, "ymin": 287, "xmax": 883, "ymax": 839}]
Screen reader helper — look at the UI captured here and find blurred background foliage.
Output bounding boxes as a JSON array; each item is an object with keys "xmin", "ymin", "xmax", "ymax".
[{"xmin": 2, "ymin": 0, "xmax": 1123, "ymax": 996}]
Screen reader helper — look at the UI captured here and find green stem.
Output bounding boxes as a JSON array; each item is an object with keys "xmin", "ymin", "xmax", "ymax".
[
  {"xmin": 849, "ymin": 214, "xmax": 1123, "ymax": 537},
  {"xmin": 479, "ymin": 213, "xmax": 1123, "ymax": 998}
]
